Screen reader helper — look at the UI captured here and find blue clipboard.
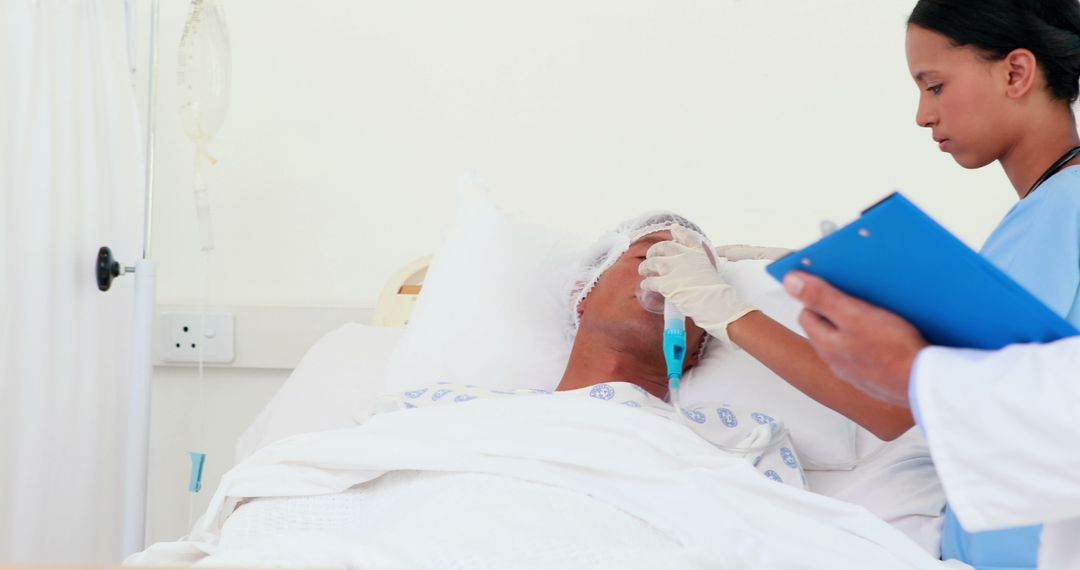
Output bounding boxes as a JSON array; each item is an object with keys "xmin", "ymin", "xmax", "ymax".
[{"xmin": 765, "ymin": 192, "xmax": 1078, "ymax": 350}]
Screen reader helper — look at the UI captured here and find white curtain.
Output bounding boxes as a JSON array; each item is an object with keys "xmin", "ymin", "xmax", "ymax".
[{"xmin": 1, "ymin": 0, "xmax": 144, "ymax": 563}]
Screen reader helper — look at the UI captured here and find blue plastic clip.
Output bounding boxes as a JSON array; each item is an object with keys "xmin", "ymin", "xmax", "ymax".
[
  {"xmin": 664, "ymin": 324, "xmax": 686, "ymax": 384},
  {"xmin": 188, "ymin": 452, "xmax": 206, "ymax": 493},
  {"xmin": 663, "ymin": 302, "xmax": 687, "ymax": 383}
]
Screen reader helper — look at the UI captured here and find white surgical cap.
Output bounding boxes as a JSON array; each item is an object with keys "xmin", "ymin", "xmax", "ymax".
[{"xmin": 568, "ymin": 211, "xmax": 713, "ymax": 336}]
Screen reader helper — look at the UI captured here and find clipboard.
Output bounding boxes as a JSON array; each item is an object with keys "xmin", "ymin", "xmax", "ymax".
[{"xmin": 765, "ymin": 192, "xmax": 1079, "ymax": 349}]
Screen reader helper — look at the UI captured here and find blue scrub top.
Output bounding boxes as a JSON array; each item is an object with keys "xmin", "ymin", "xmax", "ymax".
[
  {"xmin": 940, "ymin": 166, "xmax": 1080, "ymax": 570},
  {"xmin": 981, "ymin": 166, "xmax": 1080, "ymax": 326}
]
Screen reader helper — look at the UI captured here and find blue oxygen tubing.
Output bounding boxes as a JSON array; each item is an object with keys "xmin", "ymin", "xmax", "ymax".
[
  {"xmin": 663, "ymin": 301, "xmax": 688, "ymax": 417},
  {"xmin": 660, "ymin": 300, "xmax": 790, "ymax": 455}
]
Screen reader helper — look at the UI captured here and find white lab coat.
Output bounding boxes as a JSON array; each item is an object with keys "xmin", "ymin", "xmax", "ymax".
[{"xmin": 912, "ymin": 336, "xmax": 1080, "ymax": 569}]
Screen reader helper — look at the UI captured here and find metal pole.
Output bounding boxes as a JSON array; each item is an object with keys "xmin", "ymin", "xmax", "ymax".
[
  {"xmin": 121, "ymin": 0, "xmax": 161, "ymax": 558},
  {"xmin": 142, "ymin": 0, "xmax": 159, "ymax": 261},
  {"xmin": 120, "ymin": 260, "xmax": 156, "ymax": 559}
]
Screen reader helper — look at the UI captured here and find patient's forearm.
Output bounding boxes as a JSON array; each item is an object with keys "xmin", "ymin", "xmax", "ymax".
[{"xmin": 727, "ymin": 311, "xmax": 915, "ymax": 441}]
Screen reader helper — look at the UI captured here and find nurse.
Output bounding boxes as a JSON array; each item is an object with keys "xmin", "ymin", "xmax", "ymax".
[{"xmin": 640, "ymin": 0, "xmax": 1080, "ymax": 568}]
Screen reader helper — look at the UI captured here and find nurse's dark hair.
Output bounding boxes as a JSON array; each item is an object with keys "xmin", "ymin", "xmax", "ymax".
[{"xmin": 908, "ymin": 0, "xmax": 1080, "ymax": 103}]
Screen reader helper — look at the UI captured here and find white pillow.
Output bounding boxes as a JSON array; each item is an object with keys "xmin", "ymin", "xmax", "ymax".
[
  {"xmin": 234, "ymin": 323, "xmax": 404, "ymax": 462},
  {"xmin": 681, "ymin": 259, "xmax": 858, "ymax": 469},
  {"xmin": 381, "ymin": 191, "xmax": 584, "ymax": 392}
]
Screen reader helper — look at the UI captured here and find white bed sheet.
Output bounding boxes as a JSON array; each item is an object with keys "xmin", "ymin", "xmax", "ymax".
[
  {"xmin": 213, "ymin": 471, "xmax": 682, "ymax": 569},
  {"xmin": 133, "ymin": 395, "xmax": 963, "ymax": 569},
  {"xmin": 806, "ymin": 426, "xmax": 946, "ymax": 556}
]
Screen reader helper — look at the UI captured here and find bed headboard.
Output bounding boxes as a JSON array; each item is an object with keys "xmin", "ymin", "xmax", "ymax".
[{"xmin": 371, "ymin": 255, "xmax": 431, "ymax": 328}]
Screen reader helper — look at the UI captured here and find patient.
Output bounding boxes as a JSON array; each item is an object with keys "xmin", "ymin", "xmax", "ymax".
[
  {"xmin": 379, "ymin": 212, "xmax": 805, "ymax": 487},
  {"xmin": 556, "ymin": 216, "xmax": 708, "ymax": 398},
  {"xmin": 398, "ymin": 214, "xmax": 710, "ymax": 400}
]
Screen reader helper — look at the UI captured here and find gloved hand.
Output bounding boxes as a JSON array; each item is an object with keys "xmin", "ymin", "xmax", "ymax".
[
  {"xmin": 714, "ymin": 244, "xmax": 792, "ymax": 261},
  {"xmin": 639, "ymin": 225, "xmax": 756, "ymax": 346}
]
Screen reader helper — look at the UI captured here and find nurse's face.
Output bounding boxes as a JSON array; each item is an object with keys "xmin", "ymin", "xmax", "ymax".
[{"xmin": 905, "ymin": 25, "xmax": 1014, "ymax": 169}]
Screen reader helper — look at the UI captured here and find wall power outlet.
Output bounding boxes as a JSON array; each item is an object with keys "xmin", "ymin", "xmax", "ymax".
[{"xmin": 159, "ymin": 312, "xmax": 235, "ymax": 363}]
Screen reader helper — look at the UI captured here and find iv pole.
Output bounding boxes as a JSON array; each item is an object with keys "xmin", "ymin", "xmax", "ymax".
[{"xmin": 99, "ymin": 0, "xmax": 160, "ymax": 558}]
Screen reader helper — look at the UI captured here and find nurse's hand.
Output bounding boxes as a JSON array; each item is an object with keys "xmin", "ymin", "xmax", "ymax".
[
  {"xmin": 783, "ymin": 271, "xmax": 929, "ymax": 407},
  {"xmin": 639, "ymin": 225, "xmax": 756, "ymax": 345}
]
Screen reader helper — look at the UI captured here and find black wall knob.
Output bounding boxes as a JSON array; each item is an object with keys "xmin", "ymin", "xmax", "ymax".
[{"xmin": 96, "ymin": 246, "xmax": 121, "ymax": 291}]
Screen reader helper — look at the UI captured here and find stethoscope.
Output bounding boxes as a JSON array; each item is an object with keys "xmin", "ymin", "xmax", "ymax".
[{"xmin": 1025, "ymin": 145, "xmax": 1080, "ymax": 198}]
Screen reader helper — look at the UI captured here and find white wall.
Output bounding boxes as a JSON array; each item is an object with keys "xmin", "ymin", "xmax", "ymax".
[
  {"xmin": 149, "ymin": 0, "xmax": 1015, "ymax": 309},
  {"xmin": 142, "ymin": 0, "xmax": 1020, "ymax": 549}
]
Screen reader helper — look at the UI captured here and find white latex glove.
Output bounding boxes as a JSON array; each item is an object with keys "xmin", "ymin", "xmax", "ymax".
[
  {"xmin": 639, "ymin": 225, "xmax": 756, "ymax": 346},
  {"xmin": 714, "ymin": 244, "xmax": 792, "ymax": 262}
]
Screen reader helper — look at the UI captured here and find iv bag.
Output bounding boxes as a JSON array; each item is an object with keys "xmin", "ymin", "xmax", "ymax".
[
  {"xmin": 177, "ymin": 0, "xmax": 231, "ymax": 252},
  {"xmin": 178, "ymin": 0, "xmax": 231, "ymax": 147}
]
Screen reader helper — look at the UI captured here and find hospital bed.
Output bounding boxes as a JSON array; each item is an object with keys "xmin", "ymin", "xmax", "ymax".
[{"xmin": 133, "ymin": 196, "xmax": 958, "ymax": 569}]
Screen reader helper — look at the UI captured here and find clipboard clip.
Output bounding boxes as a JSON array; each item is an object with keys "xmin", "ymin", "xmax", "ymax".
[{"xmin": 819, "ymin": 219, "xmax": 838, "ymax": 236}]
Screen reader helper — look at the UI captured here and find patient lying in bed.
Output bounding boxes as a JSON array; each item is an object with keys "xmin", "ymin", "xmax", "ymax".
[
  {"xmin": 129, "ymin": 212, "xmax": 947, "ymax": 570},
  {"xmin": 376, "ymin": 214, "xmax": 805, "ymax": 488}
]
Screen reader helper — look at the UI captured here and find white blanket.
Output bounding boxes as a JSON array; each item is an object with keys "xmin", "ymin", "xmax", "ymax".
[{"xmin": 131, "ymin": 395, "xmax": 962, "ymax": 569}]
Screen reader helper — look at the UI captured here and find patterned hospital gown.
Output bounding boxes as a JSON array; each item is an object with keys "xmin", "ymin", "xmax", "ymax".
[{"xmin": 376, "ymin": 381, "xmax": 807, "ymax": 490}]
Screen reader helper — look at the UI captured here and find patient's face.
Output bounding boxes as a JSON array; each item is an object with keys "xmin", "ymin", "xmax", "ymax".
[{"xmin": 577, "ymin": 230, "xmax": 707, "ymax": 375}]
